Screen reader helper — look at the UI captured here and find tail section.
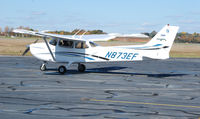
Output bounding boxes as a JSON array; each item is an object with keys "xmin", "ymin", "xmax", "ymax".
[
  {"xmin": 143, "ymin": 25, "xmax": 179, "ymax": 59},
  {"xmin": 146, "ymin": 25, "xmax": 179, "ymax": 52}
]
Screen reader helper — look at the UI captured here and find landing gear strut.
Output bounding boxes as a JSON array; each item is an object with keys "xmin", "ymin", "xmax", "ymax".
[
  {"xmin": 39, "ymin": 62, "xmax": 85, "ymax": 74},
  {"xmin": 40, "ymin": 64, "xmax": 46, "ymax": 71},
  {"xmin": 78, "ymin": 63, "xmax": 86, "ymax": 72}
]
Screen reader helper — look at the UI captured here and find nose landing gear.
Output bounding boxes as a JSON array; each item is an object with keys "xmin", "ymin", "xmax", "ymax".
[
  {"xmin": 40, "ymin": 63, "xmax": 46, "ymax": 71},
  {"xmin": 39, "ymin": 62, "xmax": 86, "ymax": 74}
]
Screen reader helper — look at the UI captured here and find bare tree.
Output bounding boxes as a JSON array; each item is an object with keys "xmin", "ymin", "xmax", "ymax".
[
  {"xmin": 18, "ymin": 26, "xmax": 24, "ymax": 29},
  {"xmin": 4, "ymin": 26, "xmax": 10, "ymax": 36},
  {"xmin": 9, "ymin": 27, "xmax": 14, "ymax": 36},
  {"xmin": 24, "ymin": 27, "xmax": 30, "ymax": 30},
  {"xmin": 0, "ymin": 27, "xmax": 2, "ymax": 35}
]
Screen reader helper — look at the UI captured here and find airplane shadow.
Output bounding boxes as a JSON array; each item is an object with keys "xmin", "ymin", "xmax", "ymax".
[{"xmin": 44, "ymin": 66, "xmax": 188, "ymax": 78}]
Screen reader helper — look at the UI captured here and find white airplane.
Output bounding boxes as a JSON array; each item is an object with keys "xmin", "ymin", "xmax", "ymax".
[{"xmin": 13, "ymin": 25, "xmax": 179, "ymax": 74}]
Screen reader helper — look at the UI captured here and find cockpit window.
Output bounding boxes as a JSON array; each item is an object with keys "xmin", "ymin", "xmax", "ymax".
[
  {"xmin": 49, "ymin": 39, "xmax": 57, "ymax": 46},
  {"xmin": 89, "ymin": 41, "xmax": 98, "ymax": 47},
  {"xmin": 59, "ymin": 39, "xmax": 74, "ymax": 48},
  {"xmin": 75, "ymin": 41, "xmax": 88, "ymax": 49}
]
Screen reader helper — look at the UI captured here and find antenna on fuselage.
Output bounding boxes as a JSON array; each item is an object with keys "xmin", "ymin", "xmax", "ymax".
[
  {"xmin": 79, "ymin": 31, "xmax": 87, "ymax": 39},
  {"xmin": 72, "ymin": 29, "xmax": 82, "ymax": 38}
]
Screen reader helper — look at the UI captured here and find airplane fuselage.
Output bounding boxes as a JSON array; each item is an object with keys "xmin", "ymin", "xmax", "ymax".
[{"xmin": 30, "ymin": 41, "xmax": 143, "ymax": 63}]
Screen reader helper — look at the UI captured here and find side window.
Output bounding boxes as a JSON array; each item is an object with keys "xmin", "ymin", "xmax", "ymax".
[
  {"xmin": 75, "ymin": 41, "xmax": 88, "ymax": 49},
  {"xmin": 83, "ymin": 42, "xmax": 89, "ymax": 49},
  {"xmin": 59, "ymin": 39, "xmax": 74, "ymax": 48},
  {"xmin": 75, "ymin": 42, "xmax": 82, "ymax": 49},
  {"xmin": 49, "ymin": 39, "xmax": 57, "ymax": 46}
]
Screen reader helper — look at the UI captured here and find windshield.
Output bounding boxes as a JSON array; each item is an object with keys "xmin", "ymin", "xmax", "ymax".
[
  {"xmin": 89, "ymin": 41, "xmax": 98, "ymax": 47},
  {"xmin": 49, "ymin": 39, "xmax": 57, "ymax": 46}
]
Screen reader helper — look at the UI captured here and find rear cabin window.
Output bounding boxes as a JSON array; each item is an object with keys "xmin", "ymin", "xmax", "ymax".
[
  {"xmin": 59, "ymin": 39, "xmax": 74, "ymax": 48},
  {"xmin": 75, "ymin": 41, "xmax": 88, "ymax": 49}
]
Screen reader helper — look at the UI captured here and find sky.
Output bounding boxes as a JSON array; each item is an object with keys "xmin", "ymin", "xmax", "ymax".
[{"xmin": 1, "ymin": 0, "xmax": 200, "ymax": 33}]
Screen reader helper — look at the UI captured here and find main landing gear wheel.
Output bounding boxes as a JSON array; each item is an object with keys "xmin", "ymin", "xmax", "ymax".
[
  {"xmin": 58, "ymin": 65, "xmax": 67, "ymax": 74},
  {"xmin": 40, "ymin": 64, "xmax": 46, "ymax": 71},
  {"xmin": 78, "ymin": 64, "xmax": 86, "ymax": 72}
]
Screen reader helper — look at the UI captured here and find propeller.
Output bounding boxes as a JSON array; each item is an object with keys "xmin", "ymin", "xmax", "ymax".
[
  {"xmin": 22, "ymin": 39, "xmax": 39, "ymax": 56},
  {"xmin": 22, "ymin": 45, "xmax": 30, "ymax": 56},
  {"xmin": 33, "ymin": 39, "xmax": 39, "ymax": 43}
]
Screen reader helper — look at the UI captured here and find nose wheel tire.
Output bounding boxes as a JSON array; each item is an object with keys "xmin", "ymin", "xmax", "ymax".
[
  {"xmin": 40, "ymin": 64, "xmax": 46, "ymax": 71},
  {"xmin": 78, "ymin": 64, "xmax": 86, "ymax": 72},
  {"xmin": 58, "ymin": 65, "xmax": 67, "ymax": 74}
]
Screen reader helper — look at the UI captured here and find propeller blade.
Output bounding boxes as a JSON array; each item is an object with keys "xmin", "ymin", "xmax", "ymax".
[
  {"xmin": 34, "ymin": 39, "xmax": 39, "ymax": 43},
  {"xmin": 22, "ymin": 46, "xmax": 30, "ymax": 56},
  {"xmin": 22, "ymin": 39, "xmax": 38, "ymax": 56}
]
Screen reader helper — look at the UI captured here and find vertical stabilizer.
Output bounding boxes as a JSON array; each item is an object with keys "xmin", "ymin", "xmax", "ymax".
[{"xmin": 144, "ymin": 25, "xmax": 179, "ymax": 59}]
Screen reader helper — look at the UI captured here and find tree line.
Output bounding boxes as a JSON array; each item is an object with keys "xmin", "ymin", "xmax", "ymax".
[
  {"xmin": 143, "ymin": 31, "xmax": 200, "ymax": 43},
  {"xmin": 0, "ymin": 26, "xmax": 200, "ymax": 43},
  {"xmin": 0, "ymin": 26, "xmax": 35, "ymax": 37}
]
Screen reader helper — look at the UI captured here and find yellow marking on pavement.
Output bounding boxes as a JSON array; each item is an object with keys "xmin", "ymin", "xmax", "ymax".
[{"xmin": 89, "ymin": 99, "xmax": 200, "ymax": 109}]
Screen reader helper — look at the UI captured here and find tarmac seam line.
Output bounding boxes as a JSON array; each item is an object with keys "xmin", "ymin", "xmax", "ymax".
[{"xmin": 89, "ymin": 99, "xmax": 200, "ymax": 109}]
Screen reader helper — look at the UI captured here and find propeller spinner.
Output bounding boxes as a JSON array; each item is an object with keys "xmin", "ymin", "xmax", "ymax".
[{"xmin": 22, "ymin": 39, "xmax": 39, "ymax": 56}]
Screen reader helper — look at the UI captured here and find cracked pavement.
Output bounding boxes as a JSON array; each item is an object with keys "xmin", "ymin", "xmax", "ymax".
[{"xmin": 0, "ymin": 56, "xmax": 200, "ymax": 119}]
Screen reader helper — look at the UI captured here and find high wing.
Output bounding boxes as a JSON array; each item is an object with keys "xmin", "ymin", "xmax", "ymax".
[
  {"xmin": 13, "ymin": 29, "xmax": 117, "ymax": 41},
  {"xmin": 13, "ymin": 29, "xmax": 147, "ymax": 42},
  {"xmin": 13, "ymin": 29, "xmax": 82, "ymax": 41}
]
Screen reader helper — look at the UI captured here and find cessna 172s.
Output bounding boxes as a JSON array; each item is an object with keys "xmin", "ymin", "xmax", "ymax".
[{"xmin": 13, "ymin": 25, "xmax": 179, "ymax": 74}]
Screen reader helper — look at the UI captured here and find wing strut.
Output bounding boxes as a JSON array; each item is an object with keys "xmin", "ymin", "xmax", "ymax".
[
  {"xmin": 43, "ymin": 37, "xmax": 56, "ymax": 62},
  {"xmin": 72, "ymin": 29, "xmax": 82, "ymax": 38},
  {"xmin": 80, "ymin": 31, "xmax": 87, "ymax": 39}
]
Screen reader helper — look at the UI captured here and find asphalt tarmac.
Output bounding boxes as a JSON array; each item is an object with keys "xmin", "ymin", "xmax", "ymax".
[{"xmin": 0, "ymin": 56, "xmax": 200, "ymax": 119}]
